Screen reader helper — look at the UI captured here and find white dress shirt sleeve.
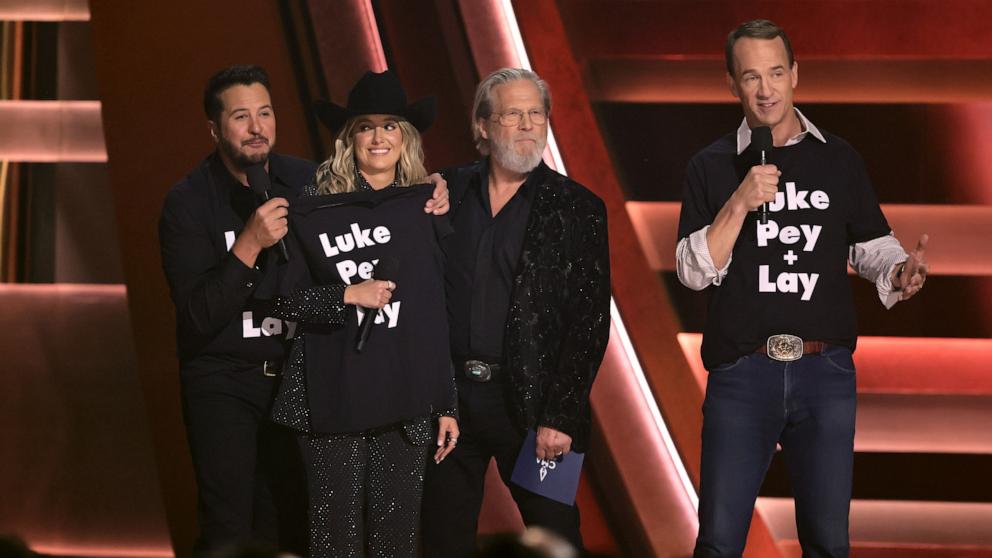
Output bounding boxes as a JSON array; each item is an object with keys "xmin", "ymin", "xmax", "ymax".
[
  {"xmin": 849, "ymin": 233, "xmax": 908, "ymax": 309},
  {"xmin": 676, "ymin": 226, "xmax": 732, "ymax": 291}
]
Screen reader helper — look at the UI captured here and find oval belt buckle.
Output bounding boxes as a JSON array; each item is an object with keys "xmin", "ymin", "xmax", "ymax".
[
  {"xmin": 767, "ymin": 334, "xmax": 803, "ymax": 362},
  {"xmin": 464, "ymin": 360, "xmax": 492, "ymax": 382}
]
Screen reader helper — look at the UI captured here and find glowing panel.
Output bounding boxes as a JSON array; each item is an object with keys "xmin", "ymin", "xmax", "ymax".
[
  {"xmin": 0, "ymin": 100, "xmax": 107, "ymax": 162},
  {"xmin": 0, "ymin": 0, "xmax": 89, "ymax": 21},
  {"xmin": 1, "ymin": 284, "xmax": 172, "ymax": 558},
  {"xmin": 29, "ymin": 545, "xmax": 172, "ymax": 558},
  {"xmin": 758, "ymin": 498, "xmax": 992, "ymax": 547},
  {"xmin": 856, "ymin": 393, "xmax": 992, "ymax": 454}
]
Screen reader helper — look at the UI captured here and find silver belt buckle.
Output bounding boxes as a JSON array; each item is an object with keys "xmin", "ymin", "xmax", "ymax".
[
  {"xmin": 767, "ymin": 334, "xmax": 803, "ymax": 362},
  {"xmin": 262, "ymin": 361, "xmax": 279, "ymax": 377},
  {"xmin": 464, "ymin": 360, "xmax": 492, "ymax": 382}
]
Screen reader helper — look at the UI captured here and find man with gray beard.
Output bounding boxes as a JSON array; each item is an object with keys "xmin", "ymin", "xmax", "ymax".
[{"xmin": 421, "ymin": 68, "xmax": 611, "ymax": 557}]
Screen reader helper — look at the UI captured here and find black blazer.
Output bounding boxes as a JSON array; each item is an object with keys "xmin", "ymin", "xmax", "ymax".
[{"xmin": 446, "ymin": 161, "xmax": 611, "ymax": 452}]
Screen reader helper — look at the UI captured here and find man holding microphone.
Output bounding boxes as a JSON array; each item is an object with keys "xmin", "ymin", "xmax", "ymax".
[{"xmin": 676, "ymin": 20, "xmax": 928, "ymax": 557}]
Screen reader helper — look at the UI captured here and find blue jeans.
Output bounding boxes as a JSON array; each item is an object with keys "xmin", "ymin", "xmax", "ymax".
[{"xmin": 693, "ymin": 346, "xmax": 857, "ymax": 558}]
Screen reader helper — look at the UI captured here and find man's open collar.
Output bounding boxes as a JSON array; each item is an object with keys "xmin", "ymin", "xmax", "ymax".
[{"xmin": 735, "ymin": 108, "xmax": 826, "ymax": 155}]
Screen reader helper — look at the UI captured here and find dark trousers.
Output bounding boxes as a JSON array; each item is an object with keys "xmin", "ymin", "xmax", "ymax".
[
  {"xmin": 422, "ymin": 379, "xmax": 582, "ymax": 558},
  {"xmin": 693, "ymin": 346, "xmax": 857, "ymax": 558},
  {"xmin": 300, "ymin": 424, "xmax": 431, "ymax": 558},
  {"xmin": 181, "ymin": 366, "xmax": 306, "ymax": 557}
]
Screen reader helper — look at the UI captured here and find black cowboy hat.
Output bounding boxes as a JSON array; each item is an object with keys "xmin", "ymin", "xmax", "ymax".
[{"xmin": 314, "ymin": 69, "xmax": 436, "ymax": 133}]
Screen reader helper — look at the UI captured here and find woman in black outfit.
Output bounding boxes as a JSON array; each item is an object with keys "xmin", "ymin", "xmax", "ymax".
[{"xmin": 271, "ymin": 70, "xmax": 457, "ymax": 557}]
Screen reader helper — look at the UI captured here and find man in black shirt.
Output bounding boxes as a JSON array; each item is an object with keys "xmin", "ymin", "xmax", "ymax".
[
  {"xmin": 676, "ymin": 21, "xmax": 928, "ymax": 557},
  {"xmin": 159, "ymin": 64, "xmax": 312, "ymax": 557},
  {"xmin": 422, "ymin": 68, "xmax": 611, "ymax": 557}
]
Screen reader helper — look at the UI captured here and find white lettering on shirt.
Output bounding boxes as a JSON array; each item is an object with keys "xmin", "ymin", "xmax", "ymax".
[
  {"xmin": 242, "ymin": 311, "xmax": 295, "ymax": 339},
  {"xmin": 758, "ymin": 265, "xmax": 819, "ymax": 301},
  {"xmin": 753, "ymin": 180, "xmax": 831, "ymax": 301},
  {"xmin": 319, "ymin": 224, "xmax": 393, "ymax": 257},
  {"xmin": 355, "ymin": 300, "xmax": 401, "ymax": 329}
]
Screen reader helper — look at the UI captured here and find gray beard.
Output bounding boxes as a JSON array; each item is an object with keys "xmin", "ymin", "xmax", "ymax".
[{"xmin": 490, "ymin": 136, "xmax": 546, "ymax": 174}]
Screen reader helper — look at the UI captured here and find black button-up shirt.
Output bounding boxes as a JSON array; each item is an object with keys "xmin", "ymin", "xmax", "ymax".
[
  {"xmin": 446, "ymin": 159, "xmax": 537, "ymax": 360},
  {"xmin": 159, "ymin": 151, "xmax": 316, "ymax": 371}
]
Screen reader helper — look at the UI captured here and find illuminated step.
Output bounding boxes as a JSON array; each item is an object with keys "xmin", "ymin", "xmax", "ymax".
[
  {"xmin": 758, "ymin": 498, "xmax": 992, "ymax": 553},
  {"xmin": 0, "ymin": 0, "xmax": 89, "ymax": 21},
  {"xmin": 628, "ymin": 202, "xmax": 992, "ymax": 276},
  {"xmin": 0, "ymin": 101, "xmax": 106, "ymax": 162},
  {"xmin": 856, "ymin": 393, "xmax": 992, "ymax": 454}
]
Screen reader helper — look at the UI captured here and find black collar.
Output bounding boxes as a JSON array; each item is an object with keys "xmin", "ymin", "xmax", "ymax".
[
  {"xmin": 475, "ymin": 158, "xmax": 544, "ymax": 202},
  {"xmin": 355, "ymin": 165, "xmax": 399, "ymax": 192}
]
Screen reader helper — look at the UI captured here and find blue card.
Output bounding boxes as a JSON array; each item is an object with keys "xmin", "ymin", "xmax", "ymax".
[{"xmin": 510, "ymin": 429, "xmax": 585, "ymax": 506}]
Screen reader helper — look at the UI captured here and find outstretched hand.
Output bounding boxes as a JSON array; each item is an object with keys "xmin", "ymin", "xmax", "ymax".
[{"xmin": 894, "ymin": 234, "xmax": 928, "ymax": 300}]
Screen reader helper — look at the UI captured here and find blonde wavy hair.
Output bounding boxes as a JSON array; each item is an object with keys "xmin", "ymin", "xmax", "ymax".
[{"xmin": 315, "ymin": 117, "xmax": 427, "ymax": 194}]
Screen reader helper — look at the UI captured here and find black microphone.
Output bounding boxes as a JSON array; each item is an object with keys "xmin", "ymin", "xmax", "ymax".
[
  {"xmin": 356, "ymin": 256, "xmax": 400, "ymax": 353},
  {"xmin": 245, "ymin": 164, "xmax": 290, "ymax": 261},
  {"xmin": 750, "ymin": 126, "xmax": 773, "ymax": 225}
]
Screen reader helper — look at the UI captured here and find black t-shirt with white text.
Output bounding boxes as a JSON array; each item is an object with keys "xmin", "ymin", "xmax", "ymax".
[
  {"xmin": 159, "ymin": 152, "xmax": 316, "ymax": 374},
  {"xmin": 677, "ymin": 130, "xmax": 891, "ymax": 369},
  {"xmin": 281, "ymin": 184, "xmax": 453, "ymax": 434}
]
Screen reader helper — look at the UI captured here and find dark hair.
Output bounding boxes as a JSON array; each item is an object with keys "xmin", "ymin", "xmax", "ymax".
[
  {"xmin": 725, "ymin": 19, "xmax": 795, "ymax": 76},
  {"xmin": 203, "ymin": 64, "xmax": 271, "ymax": 122}
]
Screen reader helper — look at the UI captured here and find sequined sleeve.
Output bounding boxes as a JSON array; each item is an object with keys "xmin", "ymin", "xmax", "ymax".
[
  {"xmin": 270, "ymin": 181, "xmax": 351, "ymax": 325},
  {"xmin": 537, "ymin": 195, "xmax": 611, "ymax": 438},
  {"xmin": 438, "ymin": 363, "xmax": 458, "ymax": 419},
  {"xmin": 272, "ymin": 284, "xmax": 348, "ymax": 325}
]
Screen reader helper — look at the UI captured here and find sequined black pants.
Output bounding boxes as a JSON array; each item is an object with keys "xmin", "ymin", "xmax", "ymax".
[
  {"xmin": 300, "ymin": 425, "xmax": 431, "ymax": 558},
  {"xmin": 421, "ymin": 379, "xmax": 583, "ymax": 558}
]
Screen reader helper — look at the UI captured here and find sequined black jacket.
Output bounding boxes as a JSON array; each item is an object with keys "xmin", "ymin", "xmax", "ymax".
[{"xmin": 446, "ymin": 161, "xmax": 611, "ymax": 452}]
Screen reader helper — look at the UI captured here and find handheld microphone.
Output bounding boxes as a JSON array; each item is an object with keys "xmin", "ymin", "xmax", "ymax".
[
  {"xmin": 245, "ymin": 164, "xmax": 290, "ymax": 261},
  {"xmin": 751, "ymin": 126, "xmax": 773, "ymax": 225},
  {"xmin": 356, "ymin": 256, "xmax": 400, "ymax": 353}
]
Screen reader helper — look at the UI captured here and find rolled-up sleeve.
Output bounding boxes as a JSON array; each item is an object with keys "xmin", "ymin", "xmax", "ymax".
[
  {"xmin": 676, "ymin": 226, "xmax": 732, "ymax": 291},
  {"xmin": 849, "ymin": 233, "xmax": 907, "ymax": 309}
]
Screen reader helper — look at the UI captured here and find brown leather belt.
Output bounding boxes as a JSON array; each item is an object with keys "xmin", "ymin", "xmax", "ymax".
[{"xmin": 756, "ymin": 334, "xmax": 827, "ymax": 362}]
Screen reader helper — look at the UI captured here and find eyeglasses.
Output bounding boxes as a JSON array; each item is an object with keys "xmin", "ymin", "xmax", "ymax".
[{"xmin": 490, "ymin": 109, "xmax": 548, "ymax": 127}]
